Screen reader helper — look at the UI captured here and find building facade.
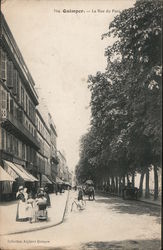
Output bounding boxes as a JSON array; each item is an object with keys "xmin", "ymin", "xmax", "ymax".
[
  {"xmin": 57, "ymin": 150, "xmax": 72, "ymax": 184},
  {"xmin": 35, "ymin": 108, "xmax": 51, "ymax": 186},
  {"xmin": 0, "ymin": 12, "xmax": 41, "ymax": 198},
  {"xmin": 0, "ymin": 12, "xmax": 71, "ymax": 199},
  {"xmin": 0, "ymin": 13, "xmax": 39, "ymax": 173},
  {"xmin": 48, "ymin": 113, "xmax": 58, "ymax": 182}
]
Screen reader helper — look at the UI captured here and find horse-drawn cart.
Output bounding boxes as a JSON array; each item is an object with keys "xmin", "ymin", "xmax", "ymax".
[{"xmin": 83, "ymin": 180, "xmax": 95, "ymax": 200}]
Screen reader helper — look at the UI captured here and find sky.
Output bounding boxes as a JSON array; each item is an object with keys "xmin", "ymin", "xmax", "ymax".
[{"xmin": 2, "ymin": 0, "xmax": 135, "ymax": 171}]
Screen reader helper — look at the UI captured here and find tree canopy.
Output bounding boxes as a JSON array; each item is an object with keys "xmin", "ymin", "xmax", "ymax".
[{"xmin": 76, "ymin": 0, "xmax": 162, "ymax": 186}]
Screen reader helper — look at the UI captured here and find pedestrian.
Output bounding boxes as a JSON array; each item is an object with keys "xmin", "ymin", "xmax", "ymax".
[
  {"xmin": 59, "ymin": 184, "xmax": 62, "ymax": 194},
  {"xmin": 78, "ymin": 187, "xmax": 84, "ymax": 202},
  {"xmin": 44, "ymin": 186, "xmax": 51, "ymax": 207},
  {"xmin": 36, "ymin": 187, "xmax": 44, "ymax": 198},
  {"xmin": 55, "ymin": 184, "xmax": 58, "ymax": 195},
  {"xmin": 16, "ymin": 186, "xmax": 28, "ymax": 222},
  {"xmin": 35, "ymin": 193, "xmax": 47, "ymax": 220},
  {"xmin": 26, "ymin": 192, "xmax": 35, "ymax": 223},
  {"xmin": 12, "ymin": 178, "xmax": 19, "ymax": 200},
  {"xmin": 23, "ymin": 187, "xmax": 28, "ymax": 201}
]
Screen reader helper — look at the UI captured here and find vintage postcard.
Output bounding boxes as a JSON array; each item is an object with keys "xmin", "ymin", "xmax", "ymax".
[{"xmin": 0, "ymin": 0, "xmax": 162, "ymax": 249}]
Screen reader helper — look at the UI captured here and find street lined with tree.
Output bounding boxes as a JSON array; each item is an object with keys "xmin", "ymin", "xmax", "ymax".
[{"xmin": 76, "ymin": 0, "xmax": 162, "ymax": 200}]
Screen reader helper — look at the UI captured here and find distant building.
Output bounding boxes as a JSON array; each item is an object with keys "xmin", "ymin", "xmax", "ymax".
[
  {"xmin": 57, "ymin": 150, "xmax": 72, "ymax": 184},
  {"xmin": 48, "ymin": 113, "xmax": 58, "ymax": 182},
  {"xmin": 57, "ymin": 151, "xmax": 66, "ymax": 181},
  {"xmin": 35, "ymin": 108, "xmax": 51, "ymax": 186}
]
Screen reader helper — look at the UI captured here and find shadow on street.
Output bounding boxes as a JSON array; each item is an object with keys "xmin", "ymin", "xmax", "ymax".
[
  {"xmin": 95, "ymin": 195, "xmax": 161, "ymax": 219},
  {"xmin": 37, "ymin": 239, "xmax": 161, "ymax": 250}
]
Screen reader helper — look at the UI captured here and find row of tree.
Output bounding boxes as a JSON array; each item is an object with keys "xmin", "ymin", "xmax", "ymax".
[{"xmin": 76, "ymin": 0, "xmax": 162, "ymax": 200}]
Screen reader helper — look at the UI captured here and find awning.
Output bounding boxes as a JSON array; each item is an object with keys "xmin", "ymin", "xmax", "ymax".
[
  {"xmin": 4, "ymin": 160, "xmax": 35, "ymax": 182},
  {"xmin": 64, "ymin": 181, "xmax": 71, "ymax": 186},
  {"xmin": 14, "ymin": 163, "xmax": 38, "ymax": 182},
  {"xmin": 56, "ymin": 177, "xmax": 64, "ymax": 184},
  {"xmin": 42, "ymin": 174, "xmax": 53, "ymax": 185},
  {"xmin": 0, "ymin": 166, "xmax": 15, "ymax": 182},
  {"xmin": 3, "ymin": 162, "xmax": 19, "ymax": 180},
  {"xmin": 48, "ymin": 176, "xmax": 56, "ymax": 184}
]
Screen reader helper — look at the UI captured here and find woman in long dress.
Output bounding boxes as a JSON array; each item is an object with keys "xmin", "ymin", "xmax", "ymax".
[
  {"xmin": 16, "ymin": 186, "xmax": 28, "ymax": 221},
  {"xmin": 44, "ymin": 187, "xmax": 51, "ymax": 207},
  {"xmin": 26, "ymin": 192, "xmax": 36, "ymax": 223}
]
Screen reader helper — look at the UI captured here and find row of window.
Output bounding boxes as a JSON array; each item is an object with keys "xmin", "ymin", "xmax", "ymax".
[
  {"xmin": 0, "ymin": 127, "xmax": 51, "ymax": 174},
  {"xmin": 36, "ymin": 114, "xmax": 51, "ymax": 145},
  {"xmin": 1, "ymin": 87, "xmax": 36, "ymax": 137},
  {"xmin": 37, "ymin": 132, "xmax": 50, "ymax": 158},
  {"xmin": 0, "ymin": 48, "xmax": 35, "ymax": 123},
  {"xmin": 1, "ymin": 91, "xmax": 52, "ymax": 148},
  {"xmin": 1, "ymin": 128, "xmax": 36, "ymax": 163},
  {"xmin": 36, "ymin": 152, "xmax": 50, "ymax": 174}
]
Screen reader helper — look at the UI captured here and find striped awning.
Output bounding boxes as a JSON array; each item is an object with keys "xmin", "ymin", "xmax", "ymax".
[
  {"xmin": 0, "ymin": 165, "xmax": 15, "ymax": 182},
  {"xmin": 14, "ymin": 163, "xmax": 38, "ymax": 182},
  {"xmin": 64, "ymin": 181, "xmax": 71, "ymax": 186},
  {"xmin": 4, "ymin": 160, "xmax": 38, "ymax": 182},
  {"xmin": 42, "ymin": 174, "xmax": 53, "ymax": 184},
  {"xmin": 56, "ymin": 177, "xmax": 64, "ymax": 184}
]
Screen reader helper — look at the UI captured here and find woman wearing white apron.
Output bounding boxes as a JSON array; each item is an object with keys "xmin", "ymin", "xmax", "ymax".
[{"xmin": 16, "ymin": 186, "xmax": 28, "ymax": 221}]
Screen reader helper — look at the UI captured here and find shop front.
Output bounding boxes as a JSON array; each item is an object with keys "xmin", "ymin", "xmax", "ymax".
[{"xmin": 0, "ymin": 160, "xmax": 38, "ymax": 201}]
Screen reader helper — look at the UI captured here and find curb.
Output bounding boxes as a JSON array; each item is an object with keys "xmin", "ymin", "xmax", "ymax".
[
  {"xmin": 0, "ymin": 191, "xmax": 70, "ymax": 236},
  {"xmin": 97, "ymin": 191, "xmax": 161, "ymax": 207},
  {"xmin": 136, "ymin": 199, "xmax": 161, "ymax": 207},
  {"xmin": 61, "ymin": 189, "xmax": 70, "ymax": 222}
]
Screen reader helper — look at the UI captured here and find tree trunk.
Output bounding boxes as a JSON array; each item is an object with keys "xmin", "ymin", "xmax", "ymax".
[
  {"xmin": 108, "ymin": 177, "xmax": 111, "ymax": 186},
  {"xmin": 154, "ymin": 165, "xmax": 158, "ymax": 200},
  {"xmin": 118, "ymin": 176, "xmax": 122, "ymax": 195},
  {"xmin": 132, "ymin": 173, "xmax": 135, "ymax": 188},
  {"xmin": 115, "ymin": 177, "xmax": 118, "ymax": 194},
  {"xmin": 139, "ymin": 172, "xmax": 145, "ymax": 198},
  {"xmin": 111, "ymin": 176, "xmax": 115, "ymax": 193},
  {"xmin": 145, "ymin": 169, "xmax": 150, "ymax": 198},
  {"xmin": 127, "ymin": 174, "xmax": 130, "ymax": 184},
  {"xmin": 122, "ymin": 176, "xmax": 125, "ymax": 188}
]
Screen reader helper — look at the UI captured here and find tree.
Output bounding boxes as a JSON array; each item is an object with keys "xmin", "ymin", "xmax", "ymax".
[{"xmin": 76, "ymin": 0, "xmax": 162, "ymax": 199}]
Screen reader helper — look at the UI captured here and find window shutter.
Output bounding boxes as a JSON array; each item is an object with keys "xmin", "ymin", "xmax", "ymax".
[
  {"xmin": 7, "ymin": 92, "xmax": 10, "ymax": 112},
  {"xmin": 10, "ymin": 99, "xmax": 14, "ymax": 114},
  {"xmin": 17, "ymin": 75, "xmax": 20, "ymax": 101},
  {"xmin": 1, "ymin": 90, "xmax": 7, "ymax": 109},
  {"xmin": 7, "ymin": 61, "xmax": 14, "ymax": 88},
  {"xmin": 0, "ymin": 49, "xmax": 7, "ymax": 81},
  {"xmin": 21, "ymin": 87, "xmax": 24, "ymax": 107},
  {"xmin": 18, "ymin": 109, "xmax": 23, "ymax": 123},
  {"xmin": 13, "ymin": 69, "xmax": 17, "ymax": 95}
]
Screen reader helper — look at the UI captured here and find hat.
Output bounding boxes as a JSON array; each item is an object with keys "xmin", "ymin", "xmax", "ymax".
[{"xmin": 18, "ymin": 186, "xmax": 23, "ymax": 191}]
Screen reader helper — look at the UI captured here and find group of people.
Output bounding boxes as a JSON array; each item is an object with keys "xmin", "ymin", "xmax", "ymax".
[{"xmin": 16, "ymin": 186, "xmax": 51, "ymax": 223}]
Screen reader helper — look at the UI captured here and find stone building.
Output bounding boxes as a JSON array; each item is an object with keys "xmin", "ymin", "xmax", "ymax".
[
  {"xmin": 35, "ymin": 107, "xmax": 51, "ymax": 187},
  {"xmin": 0, "ymin": 12, "xmax": 39, "ymax": 198},
  {"xmin": 0, "ymin": 12, "xmax": 71, "ymax": 199},
  {"xmin": 48, "ymin": 113, "xmax": 58, "ymax": 182},
  {"xmin": 57, "ymin": 150, "xmax": 72, "ymax": 185}
]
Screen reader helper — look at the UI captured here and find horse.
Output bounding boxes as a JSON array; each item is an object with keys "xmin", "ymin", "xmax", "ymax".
[{"xmin": 85, "ymin": 186, "xmax": 95, "ymax": 201}]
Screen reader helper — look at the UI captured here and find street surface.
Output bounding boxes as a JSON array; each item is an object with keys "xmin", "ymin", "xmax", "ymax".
[
  {"xmin": 0, "ymin": 192, "xmax": 68, "ymax": 235},
  {"xmin": 0, "ymin": 190, "xmax": 161, "ymax": 250}
]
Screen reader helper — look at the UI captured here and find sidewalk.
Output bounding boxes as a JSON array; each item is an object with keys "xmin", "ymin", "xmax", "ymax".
[
  {"xmin": 138, "ymin": 196, "xmax": 161, "ymax": 206},
  {"xmin": 98, "ymin": 191, "xmax": 161, "ymax": 206},
  {"xmin": 0, "ymin": 191, "xmax": 69, "ymax": 236}
]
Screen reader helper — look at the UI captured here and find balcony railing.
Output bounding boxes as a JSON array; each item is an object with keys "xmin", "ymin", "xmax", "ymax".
[{"xmin": 1, "ymin": 111, "xmax": 40, "ymax": 149}]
